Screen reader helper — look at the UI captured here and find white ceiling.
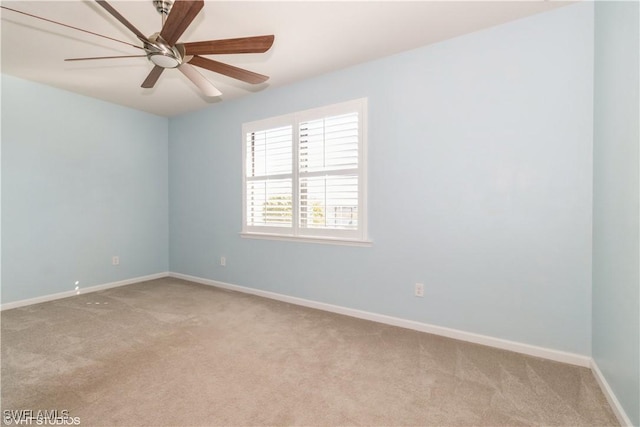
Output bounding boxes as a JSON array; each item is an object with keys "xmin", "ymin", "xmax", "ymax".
[{"xmin": 1, "ymin": 1, "xmax": 569, "ymax": 117}]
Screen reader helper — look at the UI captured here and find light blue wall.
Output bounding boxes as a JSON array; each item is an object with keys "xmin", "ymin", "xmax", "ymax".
[
  {"xmin": 1, "ymin": 75, "xmax": 169, "ymax": 303},
  {"xmin": 170, "ymin": 3, "xmax": 594, "ymax": 355},
  {"xmin": 593, "ymin": 1, "xmax": 640, "ymax": 425}
]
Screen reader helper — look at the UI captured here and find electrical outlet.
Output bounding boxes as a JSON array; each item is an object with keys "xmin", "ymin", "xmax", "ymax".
[
  {"xmin": 220, "ymin": 256, "xmax": 226, "ymax": 267},
  {"xmin": 112, "ymin": 256, "xmax": 120, "ymax": 266},
  {"xmin": 415, "ymin": 283, "xmax": 424, "ymax": 297}
]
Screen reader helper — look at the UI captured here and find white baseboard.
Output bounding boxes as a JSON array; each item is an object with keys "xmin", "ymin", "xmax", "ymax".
[
  {"xmin": 591, "ymin": 359, "xmax": 634, "ymax": 427},
  {"xmin": 0, "ymin": 272, "xmax": 170, "ymax": 311},
  {"xmin": 169, "ymin": 272, "xmax": 592, "ymax": 368}
]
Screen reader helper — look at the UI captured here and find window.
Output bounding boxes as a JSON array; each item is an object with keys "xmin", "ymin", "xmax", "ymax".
[{"xmin": 242, "ymin": 98, "xmax": 368, "ymax": 245}]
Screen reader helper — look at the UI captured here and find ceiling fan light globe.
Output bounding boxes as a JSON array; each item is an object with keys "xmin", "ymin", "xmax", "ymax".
[{"xmin": 149, "ymin": 53, "xmax": 181, "ymax": 68}]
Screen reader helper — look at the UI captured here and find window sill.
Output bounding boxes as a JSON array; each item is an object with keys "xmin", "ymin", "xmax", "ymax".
[{"xmin": 240, "ymin": 232, "xmax": 373, "ymax": 247}]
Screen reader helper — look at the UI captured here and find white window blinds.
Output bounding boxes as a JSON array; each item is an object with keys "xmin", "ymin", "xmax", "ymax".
[
  {"xmin": 245, "ymin": 125, "xmax": 293, "ymax": 228},
  {"xmin": 242, "ymin": 98, "xmax": 367, "ymax": 244},
  {"xmin": 299, "ymin": 113, "xmax": 359, "ymax": 231}
]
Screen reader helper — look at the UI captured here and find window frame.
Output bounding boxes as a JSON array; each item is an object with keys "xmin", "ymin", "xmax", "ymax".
[{"xmin": 241, "ymin": 98, "xmax": 370, "ymax": 246}]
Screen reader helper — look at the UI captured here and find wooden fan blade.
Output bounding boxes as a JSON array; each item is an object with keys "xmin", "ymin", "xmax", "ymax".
[
  {"xmin": 141, "ymin": 66, "xmax": 164, "ymax": 88},
  {"xmin": 95, "ymin": 0, "xmax": 147, "ymax": 41},
  {"xmin": 160, "ymin": 0, "xmax": 204, "ymax": 46},
  {"xmin": 178, "ymin": 63, "xmax": 222, "ymax": 97},
  {"xmin": 65, "ymin": 55, "xmax": 146, "ymax": 62},
  {"xmin": 189, "ymin": 56, "xmax": 269, "ymax": 84},
  {"xmin": 182, "ymin": 35, "xmax": 274, "ymax": 56},
  {"xmin": 0, "ymin": 5, "xmax": 143, "ymax": 50}
]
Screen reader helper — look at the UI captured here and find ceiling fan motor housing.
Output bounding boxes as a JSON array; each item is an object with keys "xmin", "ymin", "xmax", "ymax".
[{"xmin": 145, "ymin": 33, "xmax": 184, "ymax": 68}]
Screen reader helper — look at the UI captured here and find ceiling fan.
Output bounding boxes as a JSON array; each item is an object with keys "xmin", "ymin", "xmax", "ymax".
[{"xmin": 1, "ymin": 0, "xmax": 275, "ymax": 97}]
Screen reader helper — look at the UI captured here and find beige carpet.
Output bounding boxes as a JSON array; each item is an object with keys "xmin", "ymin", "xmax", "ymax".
[{"xmin": 1, "ymin": 277, "xmax": 618, "ymax": 426}]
